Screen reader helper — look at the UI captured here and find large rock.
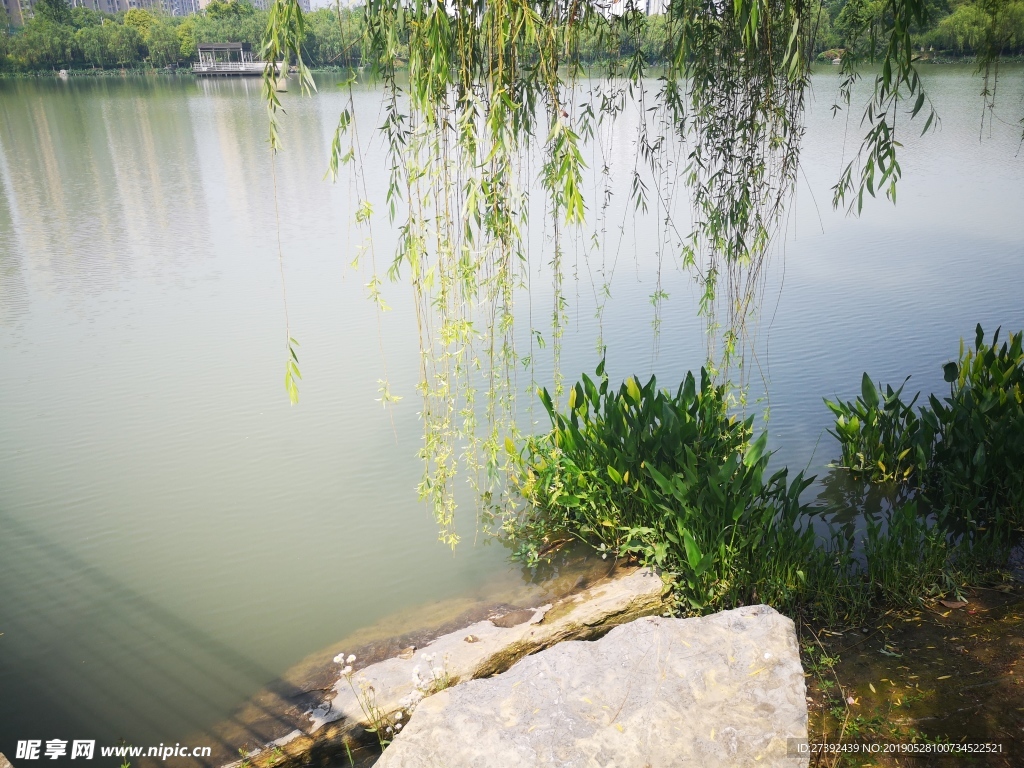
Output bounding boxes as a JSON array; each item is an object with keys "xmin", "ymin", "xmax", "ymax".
[{"xmin": 375, "ymin": 605, "xmax": 808, "ymax": 768}]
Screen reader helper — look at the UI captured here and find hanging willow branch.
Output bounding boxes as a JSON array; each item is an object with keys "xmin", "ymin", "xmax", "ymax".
[{"xmin": 261, "ymin": 0, "xmax": 1013, "ymax": 545}]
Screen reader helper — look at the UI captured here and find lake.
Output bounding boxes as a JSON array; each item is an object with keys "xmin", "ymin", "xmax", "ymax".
[{"xmin": 1, "ymin": 67, "xmax": 1022, "ymax": 762}]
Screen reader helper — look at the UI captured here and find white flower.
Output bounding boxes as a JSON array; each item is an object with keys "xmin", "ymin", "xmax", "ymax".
[
  {"xmin": 341, "ymin": 665, "xmax": 353, "ymax": 676},
  {"xmin": 395, "ymin": 711, "xmax": 403, "ymax": 721},
  {"xmin": 346, "ymin": 654, "xmax": 356, "ymax": 664},
  {"xmin": 395, "ymin": 723, "xmax": 403, "ymax": 731},
  {"xmin": 386, "ymin": 726, "xmax": 393, "ymax": 734},
  {"xmin": 398, "ymin": 690, "xmax": 424, "ymax": 712},
  {"xmin": 333, "ymin": 653, "xmax": 346, "ymax": 664}
]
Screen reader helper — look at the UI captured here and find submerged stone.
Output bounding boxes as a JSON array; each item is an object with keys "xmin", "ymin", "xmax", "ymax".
[{"xmin": 375, "ymin": 605, "xmax": 808, "ymax": 768}]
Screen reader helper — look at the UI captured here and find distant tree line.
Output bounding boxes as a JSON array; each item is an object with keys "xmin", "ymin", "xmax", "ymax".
[
  {"xmin": 0, "ymin": 0, "xmax": 363, "ymax": 72},
  {"xmin": 1, "ymin": 0, "xmax": 1021, "ymax": 73}
]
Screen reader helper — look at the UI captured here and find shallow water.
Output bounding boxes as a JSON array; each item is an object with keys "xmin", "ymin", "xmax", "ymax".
[{"xmin": 0, "ymin": 67, "xmax": 1022, "ymax": 761}]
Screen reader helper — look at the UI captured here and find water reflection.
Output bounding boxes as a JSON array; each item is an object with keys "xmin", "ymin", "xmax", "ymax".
[
  {"xmin": 0, "ymin": 77, "xmax": 212, "ymax": 303},
  {"xmin": 811, "ymin": 467, "xmax": 910, "ymax": 526}
]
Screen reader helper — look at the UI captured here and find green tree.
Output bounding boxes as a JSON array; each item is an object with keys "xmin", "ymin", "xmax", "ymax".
[
  {"xmin": 204, "ymin": 0, "xmax": 255, "ymax": 20},
  {"xmin": 303, "ymin": 7, "xmax": 358, "ymax": 66},
  {"xmin": 926, "ymin": 0, "xmax": 1024, "ymax": 52},
  {"xmin": 10, "ymin": 18, "xmax": 73, "ymax": 68},
  {"xmin": 69, "ymin": 7, "xmax": 105, "ymax": 30},
  {"xmin": 108, "ymin": 22, "xmax": 140, "ymax": 66},
  {"xmin": 123, "ymin": 8, "xmax": 156, "ymax": 39},
  {"xmin": 75, "ymin": 22, "xmax": 113, "ymax": 67},
  {"xmin": 32, "ymin": 0, "xmax": 72, "ymax": 27},
  {"xmin": 176, "ymin": 15, "xmax": 197, "ymax": 59},
  {"xmin": 146, "ymin": 21, "xmax": 180, "ymax": 66},
  {"xmin": 0, "ymin": 9, "xmax": 9, "ymax": 68}
]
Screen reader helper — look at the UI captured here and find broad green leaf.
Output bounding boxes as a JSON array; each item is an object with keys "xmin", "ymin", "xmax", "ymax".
[
  {"xmin": 743, "ymin": 431, "xmax": 769, "ymax": 468},
  {"xmin": 626, "ymin": 376, "xmax": 641, "ymax": 404},
  {"xmin": 861, "ymin": 372, "xmax": 880, "ymax": 409}
]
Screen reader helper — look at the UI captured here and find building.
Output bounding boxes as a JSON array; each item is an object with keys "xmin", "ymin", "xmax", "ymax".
[
  {"xmin": 197, "ymin": 0, "xmax": 310, "ymax": 12},
  {"xmin": 2, "ymin": 0, "xmax": 24, "ymax": 28},
  {"xmin": 70, "ymin": 0, "xmax": 131, "ymax": 12},
  {"xmin": 603, "ymin": 0, "xmax": 668, "ymax": 16}
]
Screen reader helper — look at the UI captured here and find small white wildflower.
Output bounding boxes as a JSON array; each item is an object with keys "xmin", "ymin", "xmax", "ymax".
[
  {"xmin": 341, "ymin": 665, "xmax": 353, "ymax": 676},
  {"xmin": 601, "ymin": 553, "xmax": 607, "ymax": 560},
  {"xmin": 398, "ymin": 690, "xmax": 423, "ymax": 713},
  {"xmin": 346, "ymin": 654, "xmax": 356, "ymax": 664},
  {"xmin": 333, "ymin": 653, "xmax": 346, "ymax": 664},
  {"xmin": 386, "ymin": 726, "xmax": 393, "ymax": 734},
  {"xmin": 395, "ymin": 711, "xmax": 403, "ymax": 721},
  {"xmin": 395, "ymin": 723, "xmax": 403, "ymax": 731}
]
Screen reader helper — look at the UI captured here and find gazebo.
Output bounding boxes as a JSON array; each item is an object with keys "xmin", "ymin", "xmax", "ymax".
[{"xmin": 193, "ymin": 43, "xmax": 275, "ymax": 76}]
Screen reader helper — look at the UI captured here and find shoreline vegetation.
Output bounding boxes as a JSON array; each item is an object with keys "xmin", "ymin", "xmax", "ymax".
[
  {"xmin": 507, "ymin": 326, "xmax": 1023, "ymax": 626},
  {"xmin": 4, "ymin": 55, "xmax": 1024, "ymax": 78},
  {"xmin": 2, "ymin": 0, "xmax": 1023, "ymax": 75}
]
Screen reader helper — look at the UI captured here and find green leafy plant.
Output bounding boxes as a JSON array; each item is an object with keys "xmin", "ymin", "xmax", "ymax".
[
  {"xmin": 928, "ymin": 325, "xmax": 1024, "ymax": 536},
  {"xmin": 509, "ymin": 361, "xmax": 819, "ymax": 614},
  {"xmin": 828, "ymin": 325, "xmax": 1024, "ymax": 577},
  {"xmin": 865, "ymin": 502, "xmax": 953, "ymax": 606},
  {"xmin": 824, "ymin": 373, "xmax": 929, "ymax": 483}
]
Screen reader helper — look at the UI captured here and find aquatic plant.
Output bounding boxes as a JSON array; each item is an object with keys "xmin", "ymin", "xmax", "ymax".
[
  {"xmin": 509, "ymin": 360, "xmax": 821, "ymax": 613},
  {"xmin": 864, "ymin": 502, "xmax": 954, "ymax": 607},
  {"xmin": 929, "ymin": 326, "xmax": 1024, "ymax": 535},
  {"xmin": 824, "ymin": 374, "xmax": 929, "ymax": 484},
  {"xmin": 515, "ymin": 333, "xmax": 1024, "ymax": 622},
  {"xmin": 828, "ymin": 325, "xmax": 1024, "ymax": 574}
]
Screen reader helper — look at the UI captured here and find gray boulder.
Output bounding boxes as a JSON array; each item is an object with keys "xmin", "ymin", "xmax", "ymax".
[{"xmin": 375, "ymin": 605, "xmax": 808, "ymax": 768}]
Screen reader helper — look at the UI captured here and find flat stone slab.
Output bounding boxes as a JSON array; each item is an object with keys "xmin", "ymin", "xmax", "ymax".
[
  {"xmin": 306, "ymin": 568, "xmax": 667, "ymax": 734},
  {"xmin": 222, "ymin": 567, "xmax": 667, "ymax": 768},
  {"xmin": 375, "ymin": 605, "xmax": 808, "ymax": 768}
]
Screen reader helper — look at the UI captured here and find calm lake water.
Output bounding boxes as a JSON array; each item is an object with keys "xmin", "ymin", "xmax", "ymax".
[{"xmin": 1, "ymin": 67, "xmax": 1022, "ymax": 762}]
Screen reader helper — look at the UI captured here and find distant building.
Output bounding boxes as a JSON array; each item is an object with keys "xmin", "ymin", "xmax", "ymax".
[
  {"xmin": 247, "ymin": 0, "xmax": 310, "ymax": 10},
  {"xmin": 199, "ymin": 0, "xmax": 309, "ymax": 12},
  {"xmin": 603, "ymin": 0, "xmax": 667, "ymax": 16},
  {"xmin": 68, "ymin": 0, "xmax": 129, "ymax": 12},
  {"xmin": 168, "ymin": 0, "xmax": 200, "ymax": 14},
  {"xmin": 2, "ymin": 0, "xmax": 26, "ymax": 28}
]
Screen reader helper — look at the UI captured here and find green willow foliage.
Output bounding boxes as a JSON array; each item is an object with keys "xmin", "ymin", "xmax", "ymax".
[{"xmin": 258, "ymin": 0, "xmax": 1020, "ymax": 545}]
